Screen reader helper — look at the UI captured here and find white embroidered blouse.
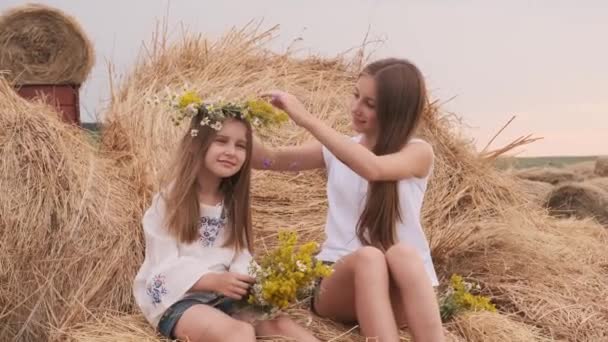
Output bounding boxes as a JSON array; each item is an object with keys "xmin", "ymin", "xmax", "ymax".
[{"xmin": 133, "ymin": 193, "xmax": 252, "ymax": 328}]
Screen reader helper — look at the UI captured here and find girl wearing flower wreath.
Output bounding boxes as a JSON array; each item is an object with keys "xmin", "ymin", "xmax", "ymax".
[
  {"xmin": 254, "ymin": 58, "xmax": 445, "ymax": 342},
  {"xmin": 133, "ymin": 100, "xmax": 319, "ymax": 342}
]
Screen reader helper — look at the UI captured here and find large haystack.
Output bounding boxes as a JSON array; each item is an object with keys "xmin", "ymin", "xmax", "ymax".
[
  {"xmin": 594, "ymin": 157, "xmax": 608, "ymax": 177},
  {"xmin": 0, "ymin": 4, "xmax": 94, "ymax": 85},
  {"xmin": 101, "ymin": 25, "xmax": 523, "ymax": 259},
  {"xmin": 0, "ymin": 79, "xmax": 142, "ymax": 341},
  {"xmin": 63, "ymin": 25, "xmax": 608, "ymax": 341},
  {"xmin": 545, "ymin": 180, "xmax": 608, "ymax": 226}
]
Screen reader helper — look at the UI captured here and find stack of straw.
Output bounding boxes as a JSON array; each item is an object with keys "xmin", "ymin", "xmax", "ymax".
[
  {"xmin": 0, "ymin": 4, "xmax": 94, "ymax": 85},
  {"xmin": 2, "ymin": 24, "xmax": 607, "ymax": 341}
]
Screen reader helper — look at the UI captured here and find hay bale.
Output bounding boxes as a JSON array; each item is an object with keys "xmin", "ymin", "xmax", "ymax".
[
  {"xmin": 564, "ymin": 160, "xmax": 596, "ymax": 180},
  {"xmin": 515, "ymin": 167, "xmax": 579, "ymax": 185},
  {"xmin": 94, "ymin": 26, "xmax": 608, "ymax": 341},
  {"xmin": 452, "ymin": 311, "xmax": 552, "ymax": 342},
  {"xmin": 545, "ymin": 181, "xmax": 608, "ymax": 225},
  {"xmin": 0, "ymin": 79, "xmax": 142, "ymax": 340},
  {"xmin": 594, "ymin": 157, "xmax": 608, "ymax": 177},
  {"xmin": 588, "ymin": 177, "xmax": 608, "ymax": 192},
  {"xmin": 102, "ymin": 25, "xmax": 525, "ymax": 260},
  {"xmin": 515, "ymin": 179, "xmax": 553, "ymax": 205},
  {"xmin": 0, "ymin": 4, "xmax": 94, "ymax": 84},
  {"xmin": 447, "ymin": 212, "xmax": 608, "ymax": 341}
]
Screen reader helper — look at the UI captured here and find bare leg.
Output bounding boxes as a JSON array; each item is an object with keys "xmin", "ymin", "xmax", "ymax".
[
  {"xmin": 386, "ymin": 243, "xmax": 445, "ymax": 342},
  {"xmin": 254, "ymin": 314, "xmax": 319, "ymax": 342},
  {"xmin": 172, "ymin": 304, "xmax": 256, "ymax": 342},
  {"xmin": 313, "ymin": 246, "xmax": 400, "ymax": 341}
]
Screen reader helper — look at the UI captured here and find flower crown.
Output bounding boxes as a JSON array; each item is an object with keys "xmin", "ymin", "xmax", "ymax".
[{"xmin": 149, "ymin": 89, "xmax": 288, "ymax": 137}]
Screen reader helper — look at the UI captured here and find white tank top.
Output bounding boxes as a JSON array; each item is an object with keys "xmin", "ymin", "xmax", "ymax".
[{"xmin": 317, "ymin": 136, "xmax": 439, "ymax": 286}]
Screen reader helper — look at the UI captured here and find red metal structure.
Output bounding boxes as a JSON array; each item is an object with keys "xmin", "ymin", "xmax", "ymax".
[{"xmin": 15, "ymin": 84, "xmax": 81, "ymax": 125}]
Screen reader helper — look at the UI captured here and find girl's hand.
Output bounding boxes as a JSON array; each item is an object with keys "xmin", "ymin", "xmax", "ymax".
[
  {"xmin": 262, "ymin": 90, "xmax": 313, "ymax": 127},
  {"xmin": 194, "ymin": 272, "xmax": 255, "ymax": 300}
]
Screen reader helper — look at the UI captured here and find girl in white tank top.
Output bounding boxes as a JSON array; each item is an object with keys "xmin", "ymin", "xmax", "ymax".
[
  {"xmin": 254, "ymin": 58, "xmax": 445, "ymax": 342},
  {"xmin": 317, "ymin": 135, "xmax": 439, "ymax": 286}
]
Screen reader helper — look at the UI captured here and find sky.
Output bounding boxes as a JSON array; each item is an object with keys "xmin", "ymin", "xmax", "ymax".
[{"xmin": 1, "ymin": 0, "xmax": 606, "ymax": 156}]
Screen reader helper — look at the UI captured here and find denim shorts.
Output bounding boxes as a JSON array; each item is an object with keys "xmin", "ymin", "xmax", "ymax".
[
  {"xmin": 157, "ymin": 294, "xmax": 238, "ymax": 339},
  {"xmin": 310, "ymin": 261, "xmax": 335, "ymax": 315}
]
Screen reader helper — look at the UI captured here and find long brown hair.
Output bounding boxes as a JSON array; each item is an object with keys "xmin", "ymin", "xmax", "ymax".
[
  {"xmin": 356, "ymin": 58, "xmax": 428, "ymax": 251},
  {"xmin": 160, "ymin": 114, "xmax": 254, "ymax": 253}
]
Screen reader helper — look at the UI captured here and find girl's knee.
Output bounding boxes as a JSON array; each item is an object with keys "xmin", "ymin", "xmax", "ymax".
[
  {"xmin": 354, "ymin": 245, "xmax": 386, "ymax": 266},
  {"xmin": 386, "ymin": 243, "xmax": 424, "ymax": 268},
  {"xmin": 226, "ymin": 321, "xmax": 256, "ymax": 341}
]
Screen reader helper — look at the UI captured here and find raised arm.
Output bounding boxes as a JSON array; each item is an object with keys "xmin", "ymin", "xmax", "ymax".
[
  {"xmin": 263, "ymin": 91, "xmax": 433, "ymax": 181},
  {"xmin": 251, "ymin": 135, "xmax": 325, "ymax": 171},
  {"xmin": 302, "ymin": 118, "xmax": 433, "ymax": 181}
]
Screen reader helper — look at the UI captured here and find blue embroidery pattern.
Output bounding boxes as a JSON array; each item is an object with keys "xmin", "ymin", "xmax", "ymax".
[
  {"xmin": 147, "ymin": 274, "xmax": 168, "ymax": 305},
  {"xmin": 198, "ymin": 214, "xmax": 225, "ymax": 247}
]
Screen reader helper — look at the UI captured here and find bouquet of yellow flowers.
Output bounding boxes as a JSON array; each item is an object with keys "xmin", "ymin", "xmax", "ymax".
[
  {"xmin": 247, "ymin": 231, "xmax": 333, "ymax": 315},
  {"xmin": 439, "ymin": 274, "xmax": 497, "ymax": 322}
]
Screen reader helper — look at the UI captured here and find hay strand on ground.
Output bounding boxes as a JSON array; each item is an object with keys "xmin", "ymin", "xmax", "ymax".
[
  {"xmin": 451, "ymin": 311, "xmax": 553, "ymax": 342},
  {"xmin": 0, "ymin": 4, "xmax": 94, "ymax": 84}
]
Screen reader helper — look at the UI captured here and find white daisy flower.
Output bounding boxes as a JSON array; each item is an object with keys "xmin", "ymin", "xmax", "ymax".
[
  {"xmin": 211, "ymin": 121, "xmax": 223, "ymax": 131},
  {"xmin": 190, "ymin": 129, "xmax": 199, "ymax": 137},
  {"xmin": 185, "ymin": 103, "xmax": 199, "ymax": 115},
  {"xmin": 252, "ymin": 117, "xmax": 262, "ymax": 126},
  {"xmin": 296, "ymin": 260, "xmax": 307, "ymax": 272},
  {"xmin": 200, "ymin": 117, "xmax": 211, "ymax": 126},
  {"xmin": 250, "ymin": 263, "xmax": 262, "ymax": 277}
]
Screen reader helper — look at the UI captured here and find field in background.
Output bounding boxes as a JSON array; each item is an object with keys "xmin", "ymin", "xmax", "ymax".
[
  {"xmin": 82, "ymin": 122, "xmax": 600, "ymax": 171},
  {"xmin": 496, "ymin": 155, "xmax": 599, "ymax": 170}
]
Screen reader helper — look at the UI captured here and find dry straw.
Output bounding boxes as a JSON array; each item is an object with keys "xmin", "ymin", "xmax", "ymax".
[
  {"xmin": 4, "ymin": 22, "xmax": 608, "ymax": 341},
  {"xmin": 0, "ymin": 79, "xmax": 143, "ymax": 341},
  {"xmin": 95, "ymin": 24, "xmax": 608, "ymax": 340},
  {"xmin": 451, "ymin": 311, "xmax": 553, "ymax": 342},
  {"xmin": 564, "ymin": 160, "xmax": 596, "ymax": 180},
  {"xmin": 514, "ymin": 166, "xmax": 580, "ymax": 185},
  {"xmin": 594, "ymin": 157, "xmax": 608, "ymax": 177},
  {"xmin": 545, "ymin": 180, "xmax": 608, "ymax": 226},
  {"xmin": 514, "ymin": 179, "xmax": 554, "ymax": 206},
  {"xmin": 0, "ymin": 4, "xmax": 94, "ymax": 84}
]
